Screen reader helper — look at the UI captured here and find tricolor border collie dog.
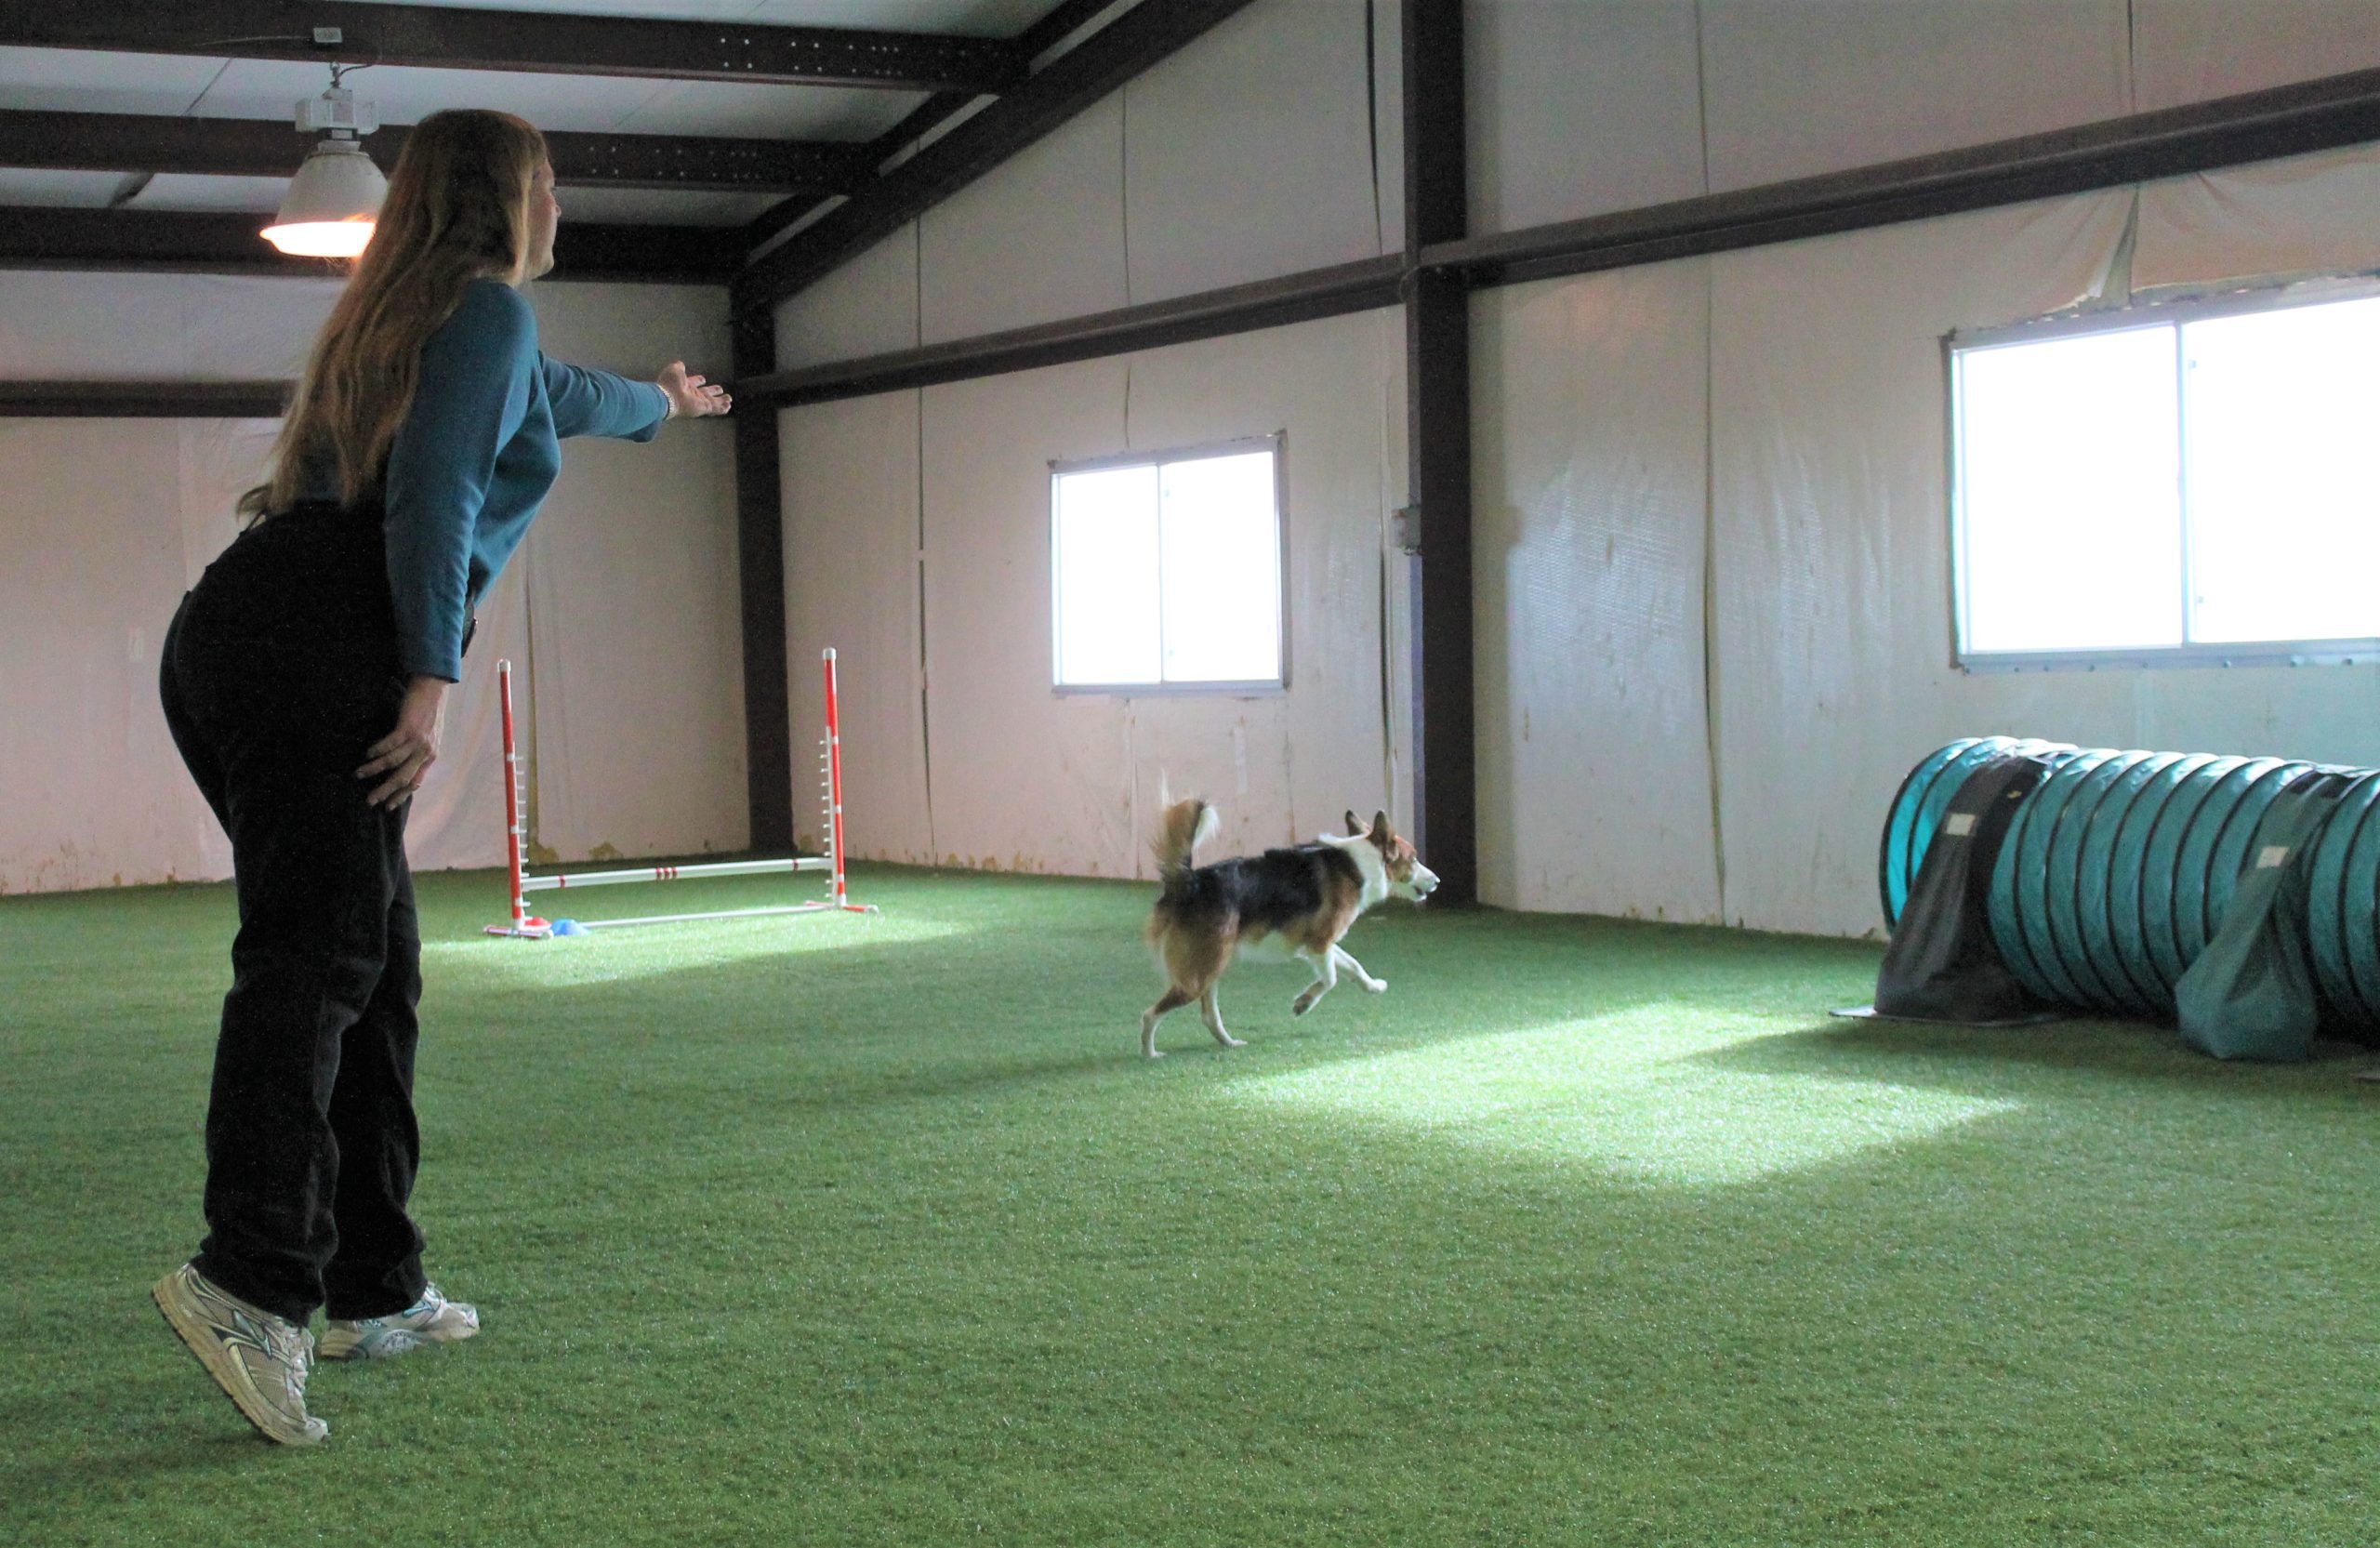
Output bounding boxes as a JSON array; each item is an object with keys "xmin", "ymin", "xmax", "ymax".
[{"xmin": 1141, "ymin": 799, "xmax": 1438, "ymax": 1058}]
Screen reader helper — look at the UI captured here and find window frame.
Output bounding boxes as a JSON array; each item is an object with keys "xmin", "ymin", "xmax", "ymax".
[
  {"xmin": 1048, "ymin": 432, "xmax": 1291, "ymax": 697},
  {"xmin": 1946, "ymin": 273, "xmax": 2380, "ymax": 674}
]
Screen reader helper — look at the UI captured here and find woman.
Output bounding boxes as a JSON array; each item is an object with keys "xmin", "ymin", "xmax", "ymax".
[{"xmin": 152, "ymin": 109, "xmax": 730, "ymax": 1446}]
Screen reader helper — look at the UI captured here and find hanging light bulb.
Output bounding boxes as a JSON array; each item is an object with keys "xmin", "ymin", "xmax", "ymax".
[{"xmin": 263, "ymin": 72, "xmax": 385, "ymax": 258}]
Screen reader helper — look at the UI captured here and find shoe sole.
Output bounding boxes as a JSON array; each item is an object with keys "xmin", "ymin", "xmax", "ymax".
[{"xmin": 152, "ymin": 1277, "xmax": 325, "ymax": 1447}]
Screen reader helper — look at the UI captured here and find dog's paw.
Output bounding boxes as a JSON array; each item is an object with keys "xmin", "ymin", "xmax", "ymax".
[
  {"xmin": 1143, "ymin": 1047, "xmax": 1167, "ymax": 1059},
  {"xmin": 1363, "ymin": 978, "xmax": 1388, "ymax": 994},
  {"xmin": 1291, "ymin": 998, "xmax": 1316, "ymax": 1017},
  {"xmin": 1218, "ymin": 1035, "xmax": 1247, "ymax": 1049}
]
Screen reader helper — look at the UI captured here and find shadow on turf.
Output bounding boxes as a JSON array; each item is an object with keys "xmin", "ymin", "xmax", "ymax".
[
  {"xmin": 1693, "ymin": 1013, "xmax": 2380, "ymax": 1093},
  {"xmin": 0, "ymin": 1386, "xmax": 297, "ymax": 1504}
]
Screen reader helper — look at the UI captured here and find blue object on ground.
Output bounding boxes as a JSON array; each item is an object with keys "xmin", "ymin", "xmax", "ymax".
[{"xmin": 553, "ymin": 919, "xmax": 588, "ymax": 937}]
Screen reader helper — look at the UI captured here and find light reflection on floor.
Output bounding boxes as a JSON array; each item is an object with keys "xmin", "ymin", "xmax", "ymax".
[
  {"xmin": 1226, "ymin": 1010, "xmax": 2022, "ymax": 1186},
  {"xmin": 425, "ymin": 911, "xmax": 964, "ymax": 988}
]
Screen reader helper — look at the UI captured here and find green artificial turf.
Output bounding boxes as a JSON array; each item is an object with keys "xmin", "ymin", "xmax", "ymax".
[{"xmin": 2, "ymin": 864, "xmax": 2375, "ymax": 1546}]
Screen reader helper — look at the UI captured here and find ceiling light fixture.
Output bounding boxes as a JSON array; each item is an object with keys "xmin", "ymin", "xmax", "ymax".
[{"xmin": 262, "ymin": 69, "xmax": 385, "ymax": 258}]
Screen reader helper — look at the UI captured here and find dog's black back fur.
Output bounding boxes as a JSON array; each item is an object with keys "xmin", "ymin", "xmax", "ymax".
[{"xmin": 1158, "ymin": 843, "xmax": 1364, "ymax": 933}]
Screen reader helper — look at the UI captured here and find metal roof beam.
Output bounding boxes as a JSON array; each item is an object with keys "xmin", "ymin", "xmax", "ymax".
[
  {"xmin": 0, "ymin": 380, "xmax": 290, "ymax": 417},
  {"xmin": 736, "ymin": 255, "xmax": 1401, "ymax": 407},
  {"xmin": 0, "ymin": 206, "xmax": 742, "ymax": 284},
  {"xmin": 0, "ymin": 109, "xmax": 870, "ymax": 195},
  {"xmin": 0, "ymin": 1, "xmax": 1022, "ymax": 94}
]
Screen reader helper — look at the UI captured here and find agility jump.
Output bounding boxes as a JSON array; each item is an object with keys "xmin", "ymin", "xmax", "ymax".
[{"xmin": 486, "ymin": 647, "xmax": 875, "ymax": 937}]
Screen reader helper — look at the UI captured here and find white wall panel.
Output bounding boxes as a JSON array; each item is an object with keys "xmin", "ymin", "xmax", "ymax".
[
  {"xmin": 0, "ymin": 272, "xmax": 342, "ymax": 379},
  {"xmin": 919, "ymin": 357, "xmax": 1134, "ymax": 874},
  {"xmin": 1699, "ymin": 0, "xmax": 2130, "ymax": 192},
  {"xmin": 1466, "ymin": 0, "xmax": 1706, "ymax": 235},
  {"xmin": 1372, "ymin": 0, "xmax": 1407, "ymax": 256},
  {"xmin": 2134, "ymin": 144, "xmax": 2380, "ymax": 294},
  {"xmin": 1123, "ymin": 0, "xmax": 1383, "ymax": 302},
  {"xmin": 180, "ymin": 277, "xmax": 343, "ymax": 377},
  {"xmin": 905, "ymin": 309, "xmax": 1402, "ymax": 880},
  {"xmin": 921, "ymin": 95, "xmax": 1128, "ymax": 342},
  {"xmin": 518, "ymin": 282, "xmax": 746, "ymax": 865},
  {"xmin": 1472, "ymin": 259, "xmax": 1720, "ymax": 921},
  {"xmin": 1124, "ymin": 309, "xmax": 1406, "ymax": 845},
  {"xmin": 774, "ymin": 225, "xmax": 920, "ymax": 369},
  {"xmin": 1703, "ymin": 190, "xmax": 2260, "ymax": 940},
  {"xmin": 532, "ymin": 280, "xmax": 732, "ymax": 383},
  {"xmin": 781, "ymin": 392, "xmax": 937, "ymax": 864},
  {"xmin": 772, "ymin": 0, "xmax": 1388, "ymax": 369},
  {"xmin": 0, "ymin": 272, "xmax": 201, "ymax": 377},
  {"xmin": 2133, "ymin": 0, "xmax": 2380, "ymax": 110},
  {"xmin": 0, "ymin": 422, "xmax": 212, "ymax": 893}
]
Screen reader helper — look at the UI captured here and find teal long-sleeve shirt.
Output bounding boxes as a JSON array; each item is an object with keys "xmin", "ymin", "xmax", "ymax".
[{"xmin": 305, "ymin": 277, "xmax": 669, "ymax": 681}]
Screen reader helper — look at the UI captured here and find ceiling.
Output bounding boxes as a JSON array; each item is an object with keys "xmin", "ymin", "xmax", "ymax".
[
  {"xmin": 0, "ymin": 1, "xmax": 1062, "ymax": 221},
  {"xmin": 0, "ymin": 0, "xmax": 1269, "ymax": 298}
]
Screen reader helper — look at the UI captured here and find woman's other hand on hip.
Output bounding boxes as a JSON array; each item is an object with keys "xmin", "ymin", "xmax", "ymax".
[{"xmin": 359, "ymin": 677, "xmax": 448, "ymax": 808}]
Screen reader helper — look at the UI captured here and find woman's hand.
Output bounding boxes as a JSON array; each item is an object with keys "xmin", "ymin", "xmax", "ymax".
[
  {"xmin": 657, "ymin": 361, "xmax": 731, "ymax": 419},
  {"xmin": 358, "ymin": 676, "xmax": 448, "ymax": 809}
]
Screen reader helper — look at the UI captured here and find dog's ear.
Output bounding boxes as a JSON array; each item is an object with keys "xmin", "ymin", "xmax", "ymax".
[
  {"xmin": 1369, "ymin": 810, "xmax": 1391, "ymax": 842},
  {"xmin": 1344, "ymin": 809, "xmax": 1362, "ymax": 838}
]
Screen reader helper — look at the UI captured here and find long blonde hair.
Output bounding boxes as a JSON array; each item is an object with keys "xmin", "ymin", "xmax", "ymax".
[{"xmin": 243, "ymin": 109, "xmax": 548, "ymax": 520}]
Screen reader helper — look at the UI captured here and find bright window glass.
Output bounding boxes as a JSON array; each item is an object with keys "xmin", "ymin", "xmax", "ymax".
[
  {"xmin": 2183, "ymin": 297, "xmax": 2380, "ymax": 644},
  {"xmin": 1957, "ymin": 326, "xmax": 2181, "ymax": 653},
  {"xmin": 1052, "ymin": 464, "xmax": 1161, "ymax": 685},
  {"xmin": 1158, "ymin": 452, "xmax": 1281, "ymax": 683},
  {"xmin": 1052, "ymin": 444, "xmax": 1282, "ymax": 688},
  {"xmin": 1952, "ymin": 287, "xmax": 2380, "ymax": 662}
]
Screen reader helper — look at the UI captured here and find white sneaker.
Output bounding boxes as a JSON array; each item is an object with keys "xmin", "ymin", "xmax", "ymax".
[
  {"xmin": 152, "ymin": 1262, "xmax": 327, "ymax": 1446},
  {"xmin": 319, "ymin": 1283, "xmax": 481, "ymax": 1360}
]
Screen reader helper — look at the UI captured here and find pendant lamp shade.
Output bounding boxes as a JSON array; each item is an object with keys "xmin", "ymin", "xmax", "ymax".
[{"xmin": 262, "ymin": 139, "xmax": 387, "ymax": 258}]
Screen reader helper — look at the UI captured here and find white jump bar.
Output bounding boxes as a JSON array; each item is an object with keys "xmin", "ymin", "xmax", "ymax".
[
  {"xmin": 574, "ymin": 902, "xmax": 852, "ymax": 929},
  {"xmin": 522, "ymin": 856, "xmax": 832, "ymax": 893}
]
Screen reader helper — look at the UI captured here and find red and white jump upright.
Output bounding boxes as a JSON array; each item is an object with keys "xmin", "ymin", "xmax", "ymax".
[{"xmin": 486, "ymin": 647, "xmax": 876, "ymax": 937}]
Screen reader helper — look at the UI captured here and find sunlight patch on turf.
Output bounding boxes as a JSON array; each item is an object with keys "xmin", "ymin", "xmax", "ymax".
[
  {"xmin": 427, "ymin": 910, "xmax": 967, "ymax": 986},
  {"xmin": 1225, "ymin": 1011, "xmax": 2022, "ymax": 1185}
]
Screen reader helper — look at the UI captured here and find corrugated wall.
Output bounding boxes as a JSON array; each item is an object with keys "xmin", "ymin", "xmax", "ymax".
[
  {"xmin": 1480, "ymin": 151, "xmax": 2380, "ymax": 938},
  {"xmin": 772, "ymin": 0, "xmax": 2380, "ymax": 933},
  {"xmin": 776, "ymin": 0, "xmax": 1409, "ymax": 878},
  {"xmin": 782, "ymin": 309, "xmax": 1408, "ymax": 876},
  {"xmin": 1465, "ymin": 0, "xmax": 2380, "ymax": 935}
]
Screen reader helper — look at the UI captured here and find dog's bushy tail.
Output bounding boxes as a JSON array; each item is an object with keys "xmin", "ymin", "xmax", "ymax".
[{"xmin": 1153, "ymin": 799, "xmax": 1218, "ymax": 887}]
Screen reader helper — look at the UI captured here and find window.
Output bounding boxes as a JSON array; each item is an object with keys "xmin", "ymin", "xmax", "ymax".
[
  {"xmin": 1950, "ymin": 284, "xmax": 2380, "ymax": 668},
  {"xmin": 1051, "ymin": 438, "xmax": 1285, "ymax": 691}
]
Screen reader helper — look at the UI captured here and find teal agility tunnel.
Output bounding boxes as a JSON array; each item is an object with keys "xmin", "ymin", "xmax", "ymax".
[{"xmin": 1878, "ymin": 736, "xmax": 2380, "ymax": 1048}]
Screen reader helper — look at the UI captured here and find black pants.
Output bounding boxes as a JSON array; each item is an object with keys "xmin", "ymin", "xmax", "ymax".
[{"xmin": 159, "ymin": 505, "xmax": 429, "ymax": 1325}]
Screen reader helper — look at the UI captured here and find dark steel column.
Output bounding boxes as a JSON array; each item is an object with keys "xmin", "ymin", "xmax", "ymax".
[
  {"xmin": 1403, "ymin": 0, "xmax": 1474, "ymax": 902},
  {"xmin": 731, "ymin": 311, "xmax": 793, "ymax": 854}
]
